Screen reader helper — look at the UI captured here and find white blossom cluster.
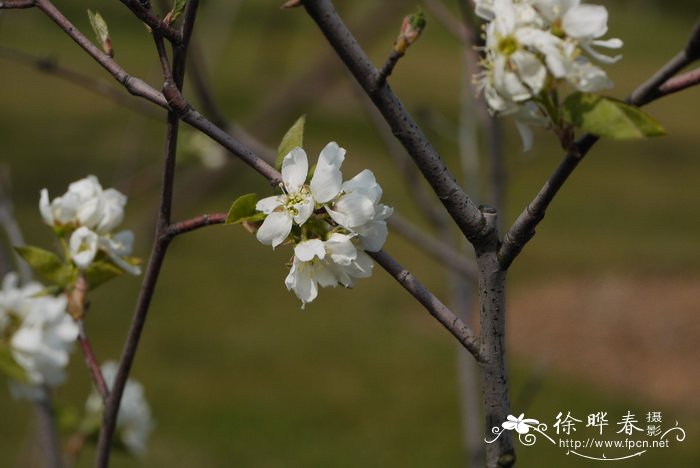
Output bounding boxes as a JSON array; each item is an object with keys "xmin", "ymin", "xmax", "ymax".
[
  {"xmin": 475, "ymin": 0, "xmax": 622, "ymax": 148},
  {"xmin": 40, "ymin": 175, "xmax": 141, "ymax": 275},
  {"xmin": 0, "ymin": 273, "xmax": 78, "ymax": 401},
  {"xmin": 85, "ymin": 361, "xmax": 154, "ymax": 456},
  {"xmin": 255, "ymin": 142, "xmax": 392, "ymax": 307}
]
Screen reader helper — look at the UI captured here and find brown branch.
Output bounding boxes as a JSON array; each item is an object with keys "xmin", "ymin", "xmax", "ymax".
[
  {"xmin": 0, "ymin": 0, "xmax": 35, "ymax": 9},
  {"xmin": 302, "ymin": 0, "xmax": 486, "ymax": 244},
  {"xmin": 116, "ymin": 0, "xmax": 182, "ymax": 45},
  {"xmin": 33, "ymin": 0, "xmax": 168, "ymax": 108},
  {"xmin": 369, "ymin": 249, "xmax": 484, "ymax": 362},
  {"xmin": 166, "ymin": 212, "xmax": 227, "ymax": 238},
  {"xmin": 376, "ymin": 50, "xmax": 403, "ymax": 85},
  {"xmin": 499, "ymin": 21, "xmax": 700, "ymax": 269},
  {"xmin": 78, "ymin": 321, "xmax": 110, "ymax": 402},
  {"xmin": 656, "ymin": 66, "xmax": 700, "ymax": 100},
  {"xmin": 95, "ymin": 3, "xmax": 201, "ymax": 466}
]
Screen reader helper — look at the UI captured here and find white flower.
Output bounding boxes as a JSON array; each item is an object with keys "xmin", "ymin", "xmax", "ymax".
[
  {"xmin": 323, "ymin": 233, "xmax": 374, "ymax": 286},
  {"xmin": 69, "ymin": 226, "xmax": 99, "ymax": 270},
  {"xmin": 0, "ymin": 273, "xmax": 43, "ymax": 322},
  {"xmin": 39, "ymin": 176, "xmax": 140, "ymax": 276},
  {"xmin": 475, "ymin": 0, "xmax": 622, "ymax": 149},
  {"xmin": 285, "ymin": 235, "xmax": 374, "ymax": 307},
  {"xmin": 327, "ymin": 170, "xmax": 393, "ymax": 252},
  {"xmin": 85, "ymin": 361, "xmax": 154, "ymax": 457},
  {"xmin": 285, "ymin": 240, "xmax": 338, "ymax": 307},
  {"xmin": 9, "ymin": 294, "xmax": 78, "ymax": 400},
  {"xmin": 256, "ymin": 143, "xmax": 345, "ymax": 248},
  {"xmin": 531, "ymin": 0, "xmax": 623, "ymax": 63},
  {"xmin": 99, "ymin": 230, "xmax": 141, "ymax": 276},
  {"xmin": 40, "ymin": 175, "xmax": 127, "ymax": 234},
  {"xmin": 502, "ymin": 413, "xmax": 540, "ymax": 434}
]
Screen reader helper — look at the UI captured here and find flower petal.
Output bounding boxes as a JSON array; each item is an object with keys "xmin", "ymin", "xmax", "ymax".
[
  {"xmin": 310, "ymin": 142, "xmax": 345, "ymax": 203},
  {"xmin": 281, "ymin": 147, "xmax": 309, "ymax": 194},
  {"xmin": 256, "ymin": 211, "xmax": 292, "ymax": 248},
  {"xmin": 328, "ymin": 193, "xmax": 376, "ymax": 229},
  {"xmin": 325, "ymin": 233, "xmax": 357, "ymax": 265},
  {"xmin": 69, "ymin": 227, "xmax": 98, "ymax": 269},
  {"xmin": 356, "ymin": 220, "xmax": 388, "ymax": 252},
  {"xmin": 341, "ymin": 169, "xmax": 381, "ymax": 204},
  {"xmin": 39, "ymin": 189, "xmax": 53, "ymax": 225},
  {"xmin": 294, "ymin": 239, "xmax": 326, "ymax": 262},
  {"xmin": 292, "ymin": 196, "xmax": 314, "ymax": 226},
  {"xmin": 256, "ymin": 195, "xmax": 285, "ymax": 214},
  {"xmin": 563, "ymin": 4, "xmax": 608, "ymax": 40}
]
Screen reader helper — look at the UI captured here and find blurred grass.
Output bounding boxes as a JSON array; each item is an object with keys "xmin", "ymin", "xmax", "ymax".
[{"xmin": 1, "ymin": 0, "xmax": 699, "ymax": 466}]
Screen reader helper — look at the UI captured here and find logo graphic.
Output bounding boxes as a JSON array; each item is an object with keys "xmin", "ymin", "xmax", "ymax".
[{"xmin": 485, "ymin": 411, "xmax": 686, "ymax": 461}]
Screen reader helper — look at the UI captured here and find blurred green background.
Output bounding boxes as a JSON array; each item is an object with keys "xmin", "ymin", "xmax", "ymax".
[{"xmin": 1, "ymin": 0, "xmax": 699, "ymax": 466}]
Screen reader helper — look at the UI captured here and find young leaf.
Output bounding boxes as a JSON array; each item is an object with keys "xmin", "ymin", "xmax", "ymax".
[
  {"xmin": 85, "ymin": 260, "xmax": 124, "ymax": 289},
  {"xmin": 87, "ymin": 10, "xmax": 113, "ymax": 57},
  {"xmin": 14, "ymin": 246, "xmax": 73, "ymax": 286},
  {"xmin": 164, "ymin": 0, "xmax": 188, "ymax": 26},
  {"xmin": 226, "ymin": 193, "xmax": 265, "ymax": 224},
  {"xmin": 276, "ymin": 115, "xmax": 306, "ymax": 170},
  {"xmin": 563, "ymin": 92, "xmax": 666, "ymax": 139}
]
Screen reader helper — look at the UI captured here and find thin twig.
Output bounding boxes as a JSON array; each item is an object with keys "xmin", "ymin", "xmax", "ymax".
[
  {"xmin": 33, "ymin": 0, "xmax": 168, "ymax": 108},
  {"xmin": 116, "ymin": 0, "xmax": 182, "ymax": 45},
  {"xmin": 303, "ymin": 0, "xmax": 486, "ymax": 244},
  {"xmin": 165, "ymin": 212, "xmax": 227, "ymax": 238},
  {"xmin": 376, "ymin": 50, "xmax": 403, "ymax": 85},
  {"xmin": 654, "ymin": 66, "xmax": 700, "ymax": 100},
  {"xmin": 78, "ymin": 321, "xmax": 110, "ymax": 401},
  {"xmin": 369, "ymin": 249, "xmax": 484, "ymax": 362},
  {"xmin": 0, "ymin": 0, "xmax": 35, "ymax": 8}
]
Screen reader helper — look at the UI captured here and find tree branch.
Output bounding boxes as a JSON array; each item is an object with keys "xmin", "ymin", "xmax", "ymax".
[
  {"xmin": 0, "ymin": 0, "xmax": 35, "ymax": 9},
  {"xmin": 77, "ymin": 321, "xmax": 110, "ymax": 402},
  {"xmin": 33, "ymin": 0, "xmax": 168, "ymax": 108},
  {"xmin": 499, "ymin": 21, "xmax": 700, "ymax": 269},
  {"xmin": 166, "ymin": 212, "xmax": 227, "ymax": 238},
  {"xmin": 369, "ymin": 249, "xmax": 484, "ymax": 362},
  {"xmin": 302, "ymin": 0, "xmax": 486, "ymax": 244},
  {"xmin": 116, "ymin": 0, "xmax": 182, "ymax": 45}
]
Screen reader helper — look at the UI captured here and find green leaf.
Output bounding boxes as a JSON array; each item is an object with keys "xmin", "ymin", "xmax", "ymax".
[
  {"xmin": 84, "ymin": 260, "xmax": 124, "ymax": 289},
  {"xmin": 226, "ymin": 193, "xmax": 265, "ymax": 224},
  {"xmin": 562, "ymin": 92, "xmax": 666, "ymax": 139},
  {"xmin": 276, "ymin": 115, "xmax": 306, "ymax": 170},
  {"xmin": 87, "ymin": 10, "xmax": 112, "ymax": 56},
  {"xmin": 14, "ymin": 246, "xmax": 73, "ymax": 286},
  {"xmin": 0, "ymin": 346, "xmax": 28, "ymax": 383},
  {"xmin": 165, "ymin": 0, "xmax": 188, "ymax": 25}
]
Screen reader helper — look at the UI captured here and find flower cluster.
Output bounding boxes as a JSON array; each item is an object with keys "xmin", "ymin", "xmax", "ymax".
[
  {"xmin": 84, "ymin": 361, "xmax": 154, "ymax": 456},
  {"xmin": 40, "ymin": 175, "xmax": 140, "ymax": 275},
  {"xmin": 475, "ymin": 0, "xmax": 622, "ymax": 148},
  {"xmin": 255, "ymin": 142, "xmax": 392, "ymax": 307},
  {"xmin": 0, "ymin": 273, "xmax": 78, "ymax": 401}
]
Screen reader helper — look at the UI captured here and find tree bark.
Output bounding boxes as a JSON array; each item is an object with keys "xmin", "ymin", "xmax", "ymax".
[{"xmin": 475, "ymin": 209, "xmax": 515, "ymax": 467}]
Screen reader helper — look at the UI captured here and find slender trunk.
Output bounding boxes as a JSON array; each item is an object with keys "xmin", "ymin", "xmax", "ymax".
[{"xmin": 475, "ymin": 209, "xmax": 514, "ymax": 467}]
